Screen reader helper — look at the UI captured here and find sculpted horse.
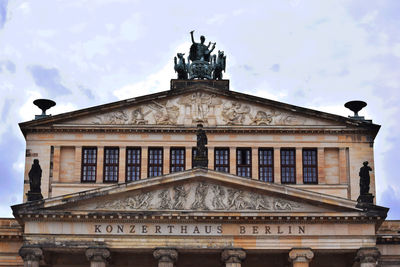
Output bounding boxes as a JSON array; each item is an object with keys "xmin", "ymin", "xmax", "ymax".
[
  {"xmin": 212, "ymin": 50, "xmax": 226, "ymax": 80},
  {"xmin": 174, "ymin": 53, "xmax": 188, "ymax": 79}
]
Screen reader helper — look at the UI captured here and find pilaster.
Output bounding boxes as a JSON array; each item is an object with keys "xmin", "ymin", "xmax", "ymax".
[
  {"xmin": 230, "ymin": 147, "xmax": 236, "ymax": 175},
  {"xmin": 221, "ymin": 249, "xmax": 246, "ymax": 267},
  {"xmin": 164, "ymin": 147, "xmax": 170, "ymax": 175},
  {"xmin": 289, "ymin": 248, "xmax": 314, "ymax": 267},
  {"xmin": 53, "ymin": 146, "xmax": 61, "ymax": 182},
  {"xmin": 317, "ymin": 148, "xmax": 325, "ymax": 184},
  {"xmin": 74, "ymin": 146, "xmax": 82, "ymax": 181},
  {"xmin": 141, "ymin": 146, "xmax": 148, "ymax": 179},
  {"xmin": 274, "ymin": 147, "xmax": 280, "ymax": 183},
  {"xmin": 339, "ymin": 147, "xmax": 347, "ymax": 184},
  {"xmin": 251, "ymin": 147, "xmax": 258, "ymax": 180},
  {"xmin": 296, "ymin": 148, "xmax": 303, "ymax": 184},
  {"xmin": 153, "ymin": 248, "xmax": 178, "ymax": 267},
  {"xmin": 85, "ymin": 247, "xmax": 110, "ymax": 267},
  {"xmin": 208, "ymin": 147, "xmax": 214, "ymax": 170},
  {"xmin": 119, "ymin": 146, "xmax": 126, "ymax": 182},
  {"xmin": 186, "ymin": 147, "xmax": 192, "ymax": 169},
  {"xmin": 96, "ymin": 146, "xmax": 104, "ymax": 183}
]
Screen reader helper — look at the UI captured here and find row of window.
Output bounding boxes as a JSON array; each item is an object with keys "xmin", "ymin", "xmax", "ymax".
[{"xmin": 81, "ymin": 147, "xmax": 318, "ymax": 184}]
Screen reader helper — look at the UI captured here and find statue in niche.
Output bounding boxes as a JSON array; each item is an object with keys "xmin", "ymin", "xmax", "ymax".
[
  {"xmin": 359, "ymin": 161, "xmax": 372, "ymax": 195},
  {"xmin": 27, "ymin": 159, "xmax": 43, "ymax": 201},
  {"xmin": 189, "ymin": 30, "xmax": 216, "ymax": 62}
]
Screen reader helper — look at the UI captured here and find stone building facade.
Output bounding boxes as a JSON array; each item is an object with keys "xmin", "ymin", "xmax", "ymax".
[{"xmin": 1, "ymin": 79, "xmax": 399, "ymax": 266}]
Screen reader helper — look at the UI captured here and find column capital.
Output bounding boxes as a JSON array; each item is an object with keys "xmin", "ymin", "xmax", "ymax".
[
  {"xmin": 356, "ymin": 247, "xmax": 380, "ymax": 263},
  {"xmin": 221, "ymin": 249, "xmax": 246, "ymax": 263},
  {"xmin": 153, "ymin": 248, "xmax": 178, "ymax": 263},
  {"xmin": 19, "ymin": 246, "xmax": 43, "ymax": 262},
  {"xmin": 85, "ymin": 247, "xmax": 110, "ymax": 263},
  {"xmin": 289, "ymin": 248, "xmax": 314, "ymax": 263}
]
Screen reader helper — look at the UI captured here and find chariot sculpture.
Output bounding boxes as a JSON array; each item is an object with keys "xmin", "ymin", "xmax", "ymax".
[{"xmin": 174, "ymin": 31, "xmax": 226, "ymax": 80}]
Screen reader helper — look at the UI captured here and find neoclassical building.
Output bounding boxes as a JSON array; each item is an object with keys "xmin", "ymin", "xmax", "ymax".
[{"xmin": 1, "ymin": 79, "xmax": 399, "ymax": 266}]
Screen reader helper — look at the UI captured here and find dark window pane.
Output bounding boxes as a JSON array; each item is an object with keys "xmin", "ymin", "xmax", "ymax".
[
  {"xmin": 81, "ymin": 147, "xmax": 97, "ymax": 182},
  {"xmin": 148, "ymin": 148, "xmax": 163, "ymax": 177},
  {"xmin": 259, "ymin": 148, "xmax": 273, "ymax": 182},
  {"xmin": 215, "ymin": 148, "xmax": 229, "ymax": 173},
  {"xmin": 303, "ymin": 149, "xmax": 318, "ymax": 184},
  {"xmin": 281, "ymin": 149, "xmax": 296, "ymax": 184},
  {"xmin": 170, "ymin": 148, "xmax": 185, "ymax": 173}
]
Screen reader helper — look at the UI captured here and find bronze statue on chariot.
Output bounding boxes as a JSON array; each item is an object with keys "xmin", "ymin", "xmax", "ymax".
[{"xmin": 174, "ymin": 31, "xmax": 226, "ymax": 80}]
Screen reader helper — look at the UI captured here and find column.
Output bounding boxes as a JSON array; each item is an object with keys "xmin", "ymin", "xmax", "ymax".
[
  {"xmin": 274, "ymin": 147, "xmax": 281, "ymax": 184},
  {"xmin": 86, "ymin": 247, "xmax": 110, "ymax": 267},
  {"xmin": 53, "ymin": 146, "xmax": 61, "ymax": 182},
  {"xmin": 19, "ymin": 247, "xmax": 43, "ymax": 267},
  {"xmin": 141, "ymin": 146, "xmax": 148, "ymax": 179},
  {"xmin": 356, "ymin": 247, "xmax": 380, "ymax": 267},
  {"xmin": 221, "ymin": 249, "xmax": 246, "ymax": 267},
  {"xmin": 230, "ymin": 147, "xmax": 236, "ymax": 175},
  {"xmin": 119, "ymin": 146, "xmax": 126, "ymax": 182},
  {"xmin": 96, "ymin": 146, "xmax": 104, "ymax": 183},
  {"xmin": 288, "ymin": 248, "xmax": 314, "ymax": 267},
  {"xmin": 296, "ymin": 148, "xmax": 303, "ymax": 184},
  {"xmin": 251, "ymin": 147, "xmax": 258, "ymax": 180},
  {"xmin": 153, "ymin": 248, "xmax": 178, "ymax": 267},
  {"xmin": 74, "ymin": 146, "xmax": 82, "ymax": 180},
  {"xmin": 317, "ymin": 148, "xmax": 325, "ymax": 184}
]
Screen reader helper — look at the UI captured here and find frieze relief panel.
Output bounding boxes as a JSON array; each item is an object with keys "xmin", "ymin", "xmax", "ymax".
[
  {"xmin": 72, "ymin": 181, "xmax": 327, "ymax": 212},
  {"xmin": 67, "ymin": 92, "xmax": 336, "ymax": 126}
]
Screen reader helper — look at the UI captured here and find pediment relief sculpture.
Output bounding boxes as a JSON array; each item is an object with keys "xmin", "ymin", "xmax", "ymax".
[
  {"xmin": 68, "ymin": 93, "xmax": 337, "ymax": 127},
  {"xmin": 89, "ymin": 182, "xmax": 313, "ymax": 212}
]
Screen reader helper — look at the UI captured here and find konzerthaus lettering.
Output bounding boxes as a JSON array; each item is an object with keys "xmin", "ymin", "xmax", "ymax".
[{"xmin": 1, "ymin": 35, "xmax": 399, "ymax": 267}]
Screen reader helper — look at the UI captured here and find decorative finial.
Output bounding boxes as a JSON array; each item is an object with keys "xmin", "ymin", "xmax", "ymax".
[
  {"xmin": 33, "ymin": 99, "xmax": 56, "ymax": 120},
  {"xmin": 344, "ymin": 100, "xmax": 367, "ymax": 120}
]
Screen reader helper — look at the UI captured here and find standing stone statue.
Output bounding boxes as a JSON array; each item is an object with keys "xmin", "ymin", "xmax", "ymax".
[
  {"xmin": 193, "ymin": 124, "xmax": 208, "ymax": 167},
  {"xmin": 357, "ymin": 161, "xmax": 374, "ymax": 204},
  {"xmin": 27, "ymin": 159, "xmax": 43, "ymax": 201},
  {"xmin": 359, "ymin": 161, "xmax": 372, "ymax": 195}
]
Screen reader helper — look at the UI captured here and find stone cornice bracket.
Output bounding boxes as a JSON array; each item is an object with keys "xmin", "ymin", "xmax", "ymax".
[
  {"xmin": 356, "ymin": 247, "xmax": 380, "ymax": 264},
  {"xmin": 289, "ymin": 248, "xmax": 314, "ymax": 263},
  {"xmin": 19, "ymin": 246, "xmax": 43, "ymax": 266},
  {"xmin": 153, "ymin": 248, "xmax": 178, "ymax": 264},
  {"xmin": 85, "ymin": 247, "xmax": 111, "ymax": 263},
  {"xmin": 221, "ymin": 249, "xmax": 246, "ymax": 263}
]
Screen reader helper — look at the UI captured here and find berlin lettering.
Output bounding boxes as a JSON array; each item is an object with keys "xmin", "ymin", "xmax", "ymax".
[{"xmin": 92, "ymin": 223, "xmax": 306, "ymax": 236}]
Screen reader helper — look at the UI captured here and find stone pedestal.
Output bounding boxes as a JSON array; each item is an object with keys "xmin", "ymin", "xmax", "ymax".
[
  {"xmin": 153, "ymin": 248, "xmax": 178, "ymax": 267},
  {"xmin": 26, "ymin": 191, "xmax": 43, "ymax": 202},
  {"xmin": 221, "ymin": 249, "xmax": 246, "ymax": 267},
  {"xmin": 356, "ymin": 247, "xmax": 380, "ymax": 267},
  {"xmin": 357, "ymin": 194, "xmax": 374, "ymax": 204},
  {"xmin": 86, "ymin": 247, "xmax": 110, "ymax": 267},
  {"xmin": 19, "ymin": 247, "xmax": 43, "ymax": 267},
  {"xmin": 289, "ymin": 248, "xmax": 314, "ymax": 267}
]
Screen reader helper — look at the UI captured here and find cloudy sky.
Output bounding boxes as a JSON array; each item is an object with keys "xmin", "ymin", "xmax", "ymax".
[{"xmin": 0, "ymin": 0, "xmax": 399, "ymax": 218}]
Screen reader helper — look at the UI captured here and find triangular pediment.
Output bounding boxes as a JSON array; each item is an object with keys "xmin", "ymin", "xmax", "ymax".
[
  {"xmin": 13, "ymin": 169, "xmax": 364, "ymax": 216},
  {"xmin": 19, "ymin": 84, "xmax": 379, "ymax": 133}
]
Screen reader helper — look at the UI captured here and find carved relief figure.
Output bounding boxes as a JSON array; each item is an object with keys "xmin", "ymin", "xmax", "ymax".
[
  {"xmin": 179, "ymin": 92, "xmax": 221, "ymax": 123},
  {"xmin": 95, "ymin": 110, "xmax": 128, "ymax": 124},
  {"xmin": 173, "ymin": 185, "xmax": 188, "ymax": 209},
  {"xmin": 131, "ymin": 107, "xmax": 149, "ymax": 125},
  {"xmin": 221, "ymin": 102, "xmax": 250, "ymax": 125},
  {"xmin": 250, "ymin": 194, "xmax": 271, "ymax": 210},
  {"xmin": 274, "ymin": 200, "xmax": 295, "ymax": 210},
  {"xmin": 250, "ymin": 110, "xmax": 273, "ymax": 125},
  {"xmin": 158, "ymin": 189, "xmax": 172, "ymax": 209},
  {"xmin": 191, "ymin": 182, "xmax": 209, "ymax": 210},
  {"xmin": 227, "ymin": 189, "xmax": 247, "ymax": 210},
  {"xmin": 149, "ymin": 101, "xmax": 180, "ymax": 125},
  {"xmin": 211, "ymin": 185, "xmax": 225, "ymax": 209}
]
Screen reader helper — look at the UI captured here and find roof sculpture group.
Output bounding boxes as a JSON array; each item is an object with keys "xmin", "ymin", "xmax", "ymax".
[{"xmin": 174, "ymin": 31, "xmax": 226, "ymax": 80}]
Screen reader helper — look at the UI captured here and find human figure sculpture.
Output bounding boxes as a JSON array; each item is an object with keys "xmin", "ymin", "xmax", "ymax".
[
  {"xmin": 196, "ymin": 124, "xmax": 208, "ymax": 158},
  {"xmin": 189, "ymin": 30, "xmax": 216, "ymax": 62},
  {"xmin": 28, "ymin": 159, "xmax": 42, "ymax": 193},
  {"xmin": 359, "ymin": 161, "xmax": 372, "ymax": 195}
]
